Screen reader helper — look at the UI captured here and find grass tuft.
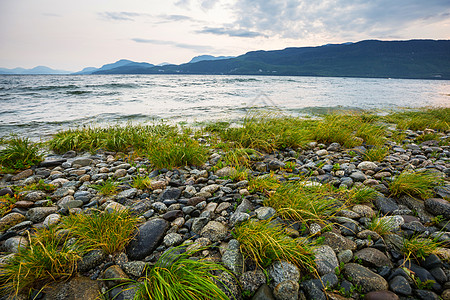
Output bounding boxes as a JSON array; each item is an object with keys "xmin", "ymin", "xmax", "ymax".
[
  {"xmin": 402, "ymin": 235, "xmax": 443, "ymax": 260},
  {"xmin": 366, "ymin": 216, "xmax": 396, "ymax": 236},
  {"xmin": 364, "ymin": 146, "xmax": 390, "ymax": 162},
  {"xmin": 0, "ymin": 227, "xmax": 82, "ymax": 297},
  {"xmin": 234, "ymin": 219, "xmax": 316, "ymax": 272},
  {"xmin": 385, "ymin": 108, "xmax": 450, "ymax": 131},
  {"xmin": 389, "ymin": 170, "xmax": 444, "ymax": 200},
  {"xmin": 133, "ymin": 246, "xmax": 231, "ymax": 300},
  {"xmin": 90, "ymin": 179, "xmax": 120, "ymax": 196},
  {"xmin": 0, "ymin": 136, "xmax": 42, "ymax": 172},
  {"xmin": 60, "ymin": 209, "xmax": 138, "ymax": 254},
  {"xmin": 131, "ymin": 175, "xmax": 152, "ymax": 190}
]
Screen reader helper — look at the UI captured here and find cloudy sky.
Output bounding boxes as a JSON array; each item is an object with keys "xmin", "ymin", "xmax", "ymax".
[{"xmin": 1, "ymin": 0, "xmax": 449, "ymax": 71}]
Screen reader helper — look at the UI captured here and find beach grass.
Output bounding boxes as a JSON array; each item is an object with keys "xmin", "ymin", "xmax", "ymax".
[
  {"xmin": 384, "ymin": 107, "xmax": 450, "ymax": 131},
  {"xmin": 402, "ymin": 235, "xmax": 443, "ymax": 260},
  {"xmin": 90, "ymin": 178, "xmax": 120, "ymax": 196},
  {"xmin": 0, "ymin": 227, "xmax": 83, "ymax": 297},
  {"xmin": 366, "ymin": 216, "xmax": 396, "ymax": 236},
  {"xmin": 0, "ymin": 136, "xmax": 42, "ymax": 172},
  {"xmin": 364, "ymin": 146, "xmax": 390, "ymax": 162},
  {"xmin": 234, "ymin": 219, "xmax": 316, "ymax": 272},
  {"xmin": 133, "ymin": 246, "xmax": 231, "ymax": 300},
  {"xmin": 389, "ymin": 170, "xmax": 444, "ymax": 199}
]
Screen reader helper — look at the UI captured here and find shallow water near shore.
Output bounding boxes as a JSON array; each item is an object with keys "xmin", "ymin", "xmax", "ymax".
[{"xmin": 1, "ymin": 74, "xmax": 449, "ymax": 140}]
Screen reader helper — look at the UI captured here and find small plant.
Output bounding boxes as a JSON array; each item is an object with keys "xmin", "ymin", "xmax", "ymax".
[
  {"xmin": 90, "ymin": 179, "xmax": 119, "ymax": 196},
  {"xmin": 389, "ymin": 170, "xmax": 444, "ymax": 200},
  {"xmin": 26, "ymin": 179, "xmax": 56, "ymax": 192},
  {"xmin": 131, "ymin": 175, "xmax": 152, "ymax": 190},
  {"xmin": 366, "ymin": 216, "xmax": 395, "ymax": 236},
  {"xmin": 283, "ymin": 161, "xmax": 296, "ymax": 172},
  {"xmin": 0, "ymin": 226, "xmax": 83, "ymax": 297},
  {"xmin": 0, "ymin": 194, "xmax": 18, "ymax": 219},
  {"xmin": 430, "ymin": 215, "xmax": 444, "ymax": 225},
  {"xmin": 347, "ymin": 186, "xmax": 378, "ymax": 204},
  {"xmin": 264, "ymin": 182, "xmax": 341, "ymax": 224},
  {"xmin": 364, "ymin": 146, "xmax": 389, "ymax": 162},
  {"xmin": 248, "ymin": 174, "xmax": 280, "ymax": 195},
  {"xmin": 60, "ymin": 209, "xmax": 138, "ymax": 254},
  {"xmin": 0, "ymin": 136, "xmax": 42, "ymax": 172},
  {"xmin": 402, "ymin": 235, "xmax": 443, "ymax": 260},
  {"xmin": 347, "ymin": 150, "xmax": 357, "ymax": 157},
  {"xmin": 234, "ymin": 219, "xmax": 316, "ymax": 272},
  {"xmin": 332, "ymin": 163, "xmax": 340, "ymax": 171},
  {"xmin": 133, "ymin": 246, "xmax": 231, "ymax": 300}
]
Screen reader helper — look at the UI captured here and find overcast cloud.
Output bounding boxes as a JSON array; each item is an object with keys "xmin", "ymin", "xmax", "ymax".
[{"xmin": 0, "ymin": 0, "xmax": 448, "ymax": 71}]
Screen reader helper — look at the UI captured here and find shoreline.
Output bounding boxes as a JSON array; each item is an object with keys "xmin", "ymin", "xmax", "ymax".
[{"xmin": 0, "ymin": 108, "xmax": 449, "ymax": 299}]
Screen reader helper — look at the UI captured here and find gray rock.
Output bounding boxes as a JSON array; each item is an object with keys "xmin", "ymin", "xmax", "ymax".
[
  {"xmin": 273, "ymin": 280, "xmax": 299, "ymax": 300},
  {"xmin": 235, "ymin": 198, "xmax": 254, "ymax": 214},
  {"xmin": 255, "ymin": 207, "xmax": 276, "ymax": 220},
  {"xmin": 337, "ymin": 249, "xmax": 353, "ymax": 264},
  {"xmin": 374, "ymin": 196, "xmax": 399, "ymax": 215},
  {"xmin": 222, "ymin": 239, "xmax": 244, "ymax": 276},
  {"xmin": 43, "ymin": 213, "xmax": 61, "ymax": 228},
  {"xmin": 314, "ymin": 245, "xmax": 339, "ymax": 276},
  {"xmin": 163, "ymin": 233, "xmax": 182, "ymax": 247},
  {"xmin": 350, "ymin": 171, "xmax": 367, "ymax": 182},
  {"xmin": 435, "ymin": 185, "xmax": 450, "ymax": 199},
  {"xmin": 158, "ymin": 187, "xmax": 181, "ymax": 201},
  {"xmin": 268, "ymin": 159, "xmax": 285, "ymax": 171},
  {"xmin": 117, "ymin": 188, "xmax": 138, "ymax": 199},
  {"xmin": 397, "ymin": 195, "xmax": 435, "ymax": 223},
  {"xmin": 72, "ymin": 158, "xmax": 93, "ymax": 167},
  {"xmin": 424, "ymin": 198, "xmax": 450, "ymax": 219},
  {"xmin": 11, "ymin": 169, "xmax": 33, "ymax": 181},
  {"xmin": 121, "ymin": 261, "xmax": 147, "ymax": 277},
  {"xmin": 252, "ymin": 284, "xmax": 275, "ymax": 300},
  {"xmin": 78, "ymin": 249, "xmax": 107, "ymax": 272},
  {"xmin": 300, "ymin": 279, "xmax": 326, "ymax": 300},
  {"xmin": 343, "ymin": 263, "xmax": 388, "ymax": 293},
  {"xmin": 103, "ymin": 265, "xmax": 129, "ymax": 288},
  {"xmin": 389, "ymin": 275, "xmax": 412, "ymax": 296},
  {"xmin": 269, "ymin": 260, "xmax": 300, "ymax": 287},
  {"xmin": 365, "ymin": 290, "xmax": 399, "ymax": 300},
  {"xmin": 357, "ymin": 161, "xmax": 378, "ymax": 171},
  {"xmin": 384, "ymin": 234, "xmax": 404, "ymax": 252},
  {"xmin": 126, "ymin": 218, "xmax": 168, "ymax": 260},
  {"xmin": 240, "ymin": 269, "xmax": 266, "ymax": 293},
  {"xmin": 1, "ymin": 236, "xmax": 28, "ymax": 253},
  {"xmin": 0, "ymin": 212, "xmax": 26, "ymax": 230},
  {"xmin": 230, "ymin": 212, "xmax": 250, "ymax": 227},
  {"xmin": 191, "ymin": 217, "xmax": 210, "ymax": 234},
  {"xmin": 23, "ymin": 191, "xmax": 46, "ymax": 202},
  {"xmin": 43, "ymin": 276, "xmax": 100, "ymax": 300},
  {"xmin": 322, "ymin": 232, "xmax": 357, "ymax": 253},
  {"xmin": 26, "ymin": 206, "xmax": 58, "ymax": 223},
  {"xmin": 354, "ymin": 248, "xmax": 393, "ymax": 268},
  {"xmin": 200, "ymin": 221, "xmax": 228, "ymax": 242}
]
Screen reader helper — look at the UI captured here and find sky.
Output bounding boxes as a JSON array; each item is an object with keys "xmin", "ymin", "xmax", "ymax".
[{"xmin": 0, "ymin": 0, "xmax": 449, "ymax": 72}]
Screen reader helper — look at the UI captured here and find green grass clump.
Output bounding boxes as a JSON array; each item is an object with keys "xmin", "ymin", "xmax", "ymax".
[
  {"xmin": 234, "ymin": 219, "xmax": 316, "ymax": 272},
  {"xmin": 389, "ymin": 170, "xmax": 444, "ymax": 200},
  {"xmin": 60, "ymin": 210, "xmax": 138, "ymax": 254},
  {"xmin": 366, "ymin": 216, "xmax": 396, "ymax": 236},
  {"xmin": 90, "ymin": 178, "xmax": 120, "ymax": 196},
  {"xmin": 347, "ymin": 186, "xmax": 379, "ymax": 204},
  {"xmin": 133, "ymin": 247, "xmax": 231, "ymax": 300},
  {"xmin": 402, "ymin": 235, "xmax": 443, "ymax": 260},
  {"xmin": 0, "ymin": 194, "xmax": 17, "ymax": 219},
  {"xmin": 264, "ymin": 182, "xmax": 341, "ymax": 224},
  {"xmin": 364, "ymin": 146, "xmax": 390, "ymax": 162},
  {"xmin": 48, "ymin": 123, "xmax": 178, "ymax": 153},
  {"xmin": 131, "ymin": 175, "xmax": 152, "ymax": 190},
  {"xmin": 248, "ymin": 174, "xmax": 281, "ymax": 195},
  {"xmin": 0, "ymin": 227, "xmax": 82, "ymax": 297},
  {"xmin": 0, "ymin": 136, "xmax": 42, "ymax": 172},
  {"xmin": 146, "ymin": 135, "xmax": 208, "ymax": 169},
  {"xmin": 219, "ymin": 113, "xmax": 313, "ymax": 152},
  {"xmin": 385, "ymin": 108, "xmax": 450, "ymax": 131}
]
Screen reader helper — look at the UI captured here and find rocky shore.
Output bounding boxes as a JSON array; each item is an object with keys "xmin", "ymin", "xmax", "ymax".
[{"xmin": 0, "ymin": 125, "xmax": 450, "ymax": 300}]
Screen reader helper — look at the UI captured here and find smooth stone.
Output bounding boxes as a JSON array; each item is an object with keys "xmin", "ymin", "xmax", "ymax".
[
  {"xmin": 121, "ymin": 261, "xmax": 147, "ymax": 277},
  {"xmin": 343, "ymin": 263, "xmax": 388, "ymax": 293},
  {"xmin": 229, "ymin": 212, "xmax": 250, "ymax": 227},
  {"xmin": 268, "ymin": 159, "xmax": 285, "ymax": 171},
  {"xmin": 200, "ymin": 184, "xmax": 220, "ymax": 194},
  {"xmin": 240, "ymin": 269, "xmax": 266, "ymax": 293},
  {"xmin": 102, "ymin": 265, "xmax": 129, "ymax": 288},
  {"xmin": 117, "ymin": 188, "xmax": 138, "ymax": 199},
  {"xmin": 314, "ymin": 245, "xmax": 339, "ymax": 276},
  {"xmin": 77, "ymin": 249, "xmax": 107, "ymax": 272},
  {"xmin": 43, "ymin": 276, "xmax": 100, "ymax": 300},
  {"xmin": 273, "ymin": 280, "xmax": 299, "ymax": 300},
  {"xmin": 255, "ymin": 207, "xmax": 276, "ymax": 220},
  {"xmin": 26, "ymin": 206, "xmax": 58, "ymax": 223},
  {"xmin": 158, "ymin": 187, "xmax": 181, "ymax": 201},
  {"xmin": 162, "ymin": 210, "xmax": 183, "ymax": 221},
  {"xmin": 216, "ymin": 202, "xmax": 231, "ymax": 213},
  {"xmin": 252, "ymin": 284, "xmax": 275, "ymax": 300},
  {"xmin": 374, "ymin": 196, "xmax": 399, "ymax": 214},
  {"xmin": 300, "ymin": 279, "xmax": 326, "ymax": 300},
  {"xmin": 191, "ymin": 217, "xmax": 210, "ymax": 234},
  {"xmin": 1, "ymin": 236, "xmax": 28, "ymax": 253},
  {"xmin": 269, "ymin": 260, "xmax": 300, "ymax": 287},
  {"xmin": 357, "ymin": 230, "xmax": 381, "ymax": 241},
  {"xmin": 337, "ymin": 249, "xmax": 353, "ymax": 264},
  {"xmin": 163, "ymin": 232, "xmax": 182, "ymax": 247},
  {"xmin": 354, "ymin": 247, "xmax": 393, "ymax": 268},
  {"xmin": 0, "ymin": 187, "xmax": 14, "ymax": 197},
  {"xmin": 105, "ymin": 202, "xmax": 127, "ymax": 213},
  {"xmin": 216, "ymin": 166, "xmax": 236, "ymax": 177},
  {"xmin": 126, "ymin": 218, "xmax": 168, "ymax": 260},
  {"xmin": 424, "ymin": 198, "xmax": 450, "ymax": 219},
  {"xmin": 350, "ymin": 171, "xmax": 367, "ymax": 182},
  {"xmin": 43, "ymin": 213, "xmax": 61, "ymax": 228},
  {"xmin": 0, "ymin": 212, "xmax": 26, "ymax": 230},
  {"xmin": 11, "ymin": 169, "xmax": 33, "ymax": 181},
  {"xmin": 322, "ymin": 232, "xmax": 357, "ymax": 253},
  {"xmin": 222, "ymin": 239, "xmax": 244, "ymax": 276},
  {"xmin": 23, "ymin": 191, "xmax": 46, "ymax": 202},
  {"xmin": 389, "ymin": 275, "xmax": 412, "ymax": 295},
  {"xmin": 358, "ymin": 161, "xmax": 378, "ymax": 171},
  {"xmin": 365, "ymin": 290, "xmax": 399, "ymax": 300},
  {"xmin": 71, "ymin": 158, "xmax": 93, "ymax": 167},
  {"xmin": 200, "ymin": 221, "xmax": 228, "ymax": 242},
  {"xmin": 235, "ymin": 198, "xmax": 254, "ymax": 214},
  {"xmin": 113, "ymin": 169, "xmax": 127, "ymax": 179},
  {"xmin": 352, "ymin": 205, "xmax": 375, "ymax": 218},
  {"xmin": 415, "ymin": 290, "xmax": 440, "ymax": 300}
]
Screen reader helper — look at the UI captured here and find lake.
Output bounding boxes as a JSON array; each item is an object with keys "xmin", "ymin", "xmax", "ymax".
[{"xmin": 1, "ymin": 75, "xmax": 449, "ymax": 140}]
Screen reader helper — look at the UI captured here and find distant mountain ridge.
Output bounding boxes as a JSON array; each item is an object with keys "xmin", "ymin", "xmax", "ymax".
[
  {"xmin": 0, "ymin": 66, "xmax": 71, "ymax": 75},
  {"xmin": 188, "ymin": 55, "xmax": 235, "ymax": 64}
]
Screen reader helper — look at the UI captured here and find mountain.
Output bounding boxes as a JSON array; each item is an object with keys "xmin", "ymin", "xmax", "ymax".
[
  {"xmin": 92, "ymin": 40, "xmax": 450, "ymax": 80},
  {"xmin": 188, "ymin": 55, "xmax": 235, "ymax": 64},
  {"xmin": 73, "ymin": 59, "xmax": 155, "ymax": 75},
  {"xmin": 0, "ymin": 66, "xmax": 71, "ymax": 75}
]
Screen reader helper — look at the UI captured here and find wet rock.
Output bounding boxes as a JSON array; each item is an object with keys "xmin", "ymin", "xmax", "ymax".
[
  {"xmin": 103, "ymin": 265, "xmax": 129, "ymax": 288},
  {"xmin": 354, "ymin": 248, "xmax": 392, "ymax": 268},
  {"xmin": 252, "ymin": 284, "xmax": 275, "ymax": 300},
  {"xmin": 365, "ymin": 290, "xmax": 399, "ymax": 300},
  {"xmin": 43, "ymin": 213, "xmax": 61, "ymax": 228},
  {"xmin": 163, "ymin": 232, "xmax": 182, "ymax": 247},
  {"xmin": 126, "ymin": 218, "xmax": 168, "ymax": 260},
  {"xmin": 343, "ymin": 263, "xmax": 388, "ymax": 293},
  {"xmin": 0, "ymin": 212, "xmax": 26, "ymax": 230},
  {"xmin": 78, "ymin": 249, "xmax": 107, "ymax": 272},
  {"xmin": 273, "ymin": 280, "xmax": 299, "ymax": 300},
  {"xmin": 269, "ymin": 260, "xmax": 300, "ymax": 287},
  {"xmin": 1, "ymin": 236, "xmax": 28, "ymax": 253},
  {"xmin": 240, "ymin": 269, "xmax": 266, "ymax": 294},
  {"xmin": 300, "ymin": 279, "xmax": 326, "ymax": 300},
  {"xmin": 389, "ymin": 275, "xmax": 412, "ymax": 296},
  {"xmin": 72, "ymin": 158, "xmax": 93, "ymax": 167},
  {"xmin": 11, "ymin": 169, "xmax": 33, "ymax": 181},
  {"xmin": 374, "ymin": 196, "xmax": 399, "ymax": 215}
]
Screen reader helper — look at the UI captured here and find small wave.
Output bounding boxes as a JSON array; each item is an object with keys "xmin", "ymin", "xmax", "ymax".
[
  {"xmin": 85, "ymin": 83, "xmax": 138, "ymax": 89},
  {"xmin": 23, "ymin": 84, "xmax": 79, "ymax": 91},
  {"xmin": 223, "ymin": 78, "xmax": 260, "ymax": 83},
  {"xmin": 66, "ymin": 90, "xmax": 92, "ymax": 95}
]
